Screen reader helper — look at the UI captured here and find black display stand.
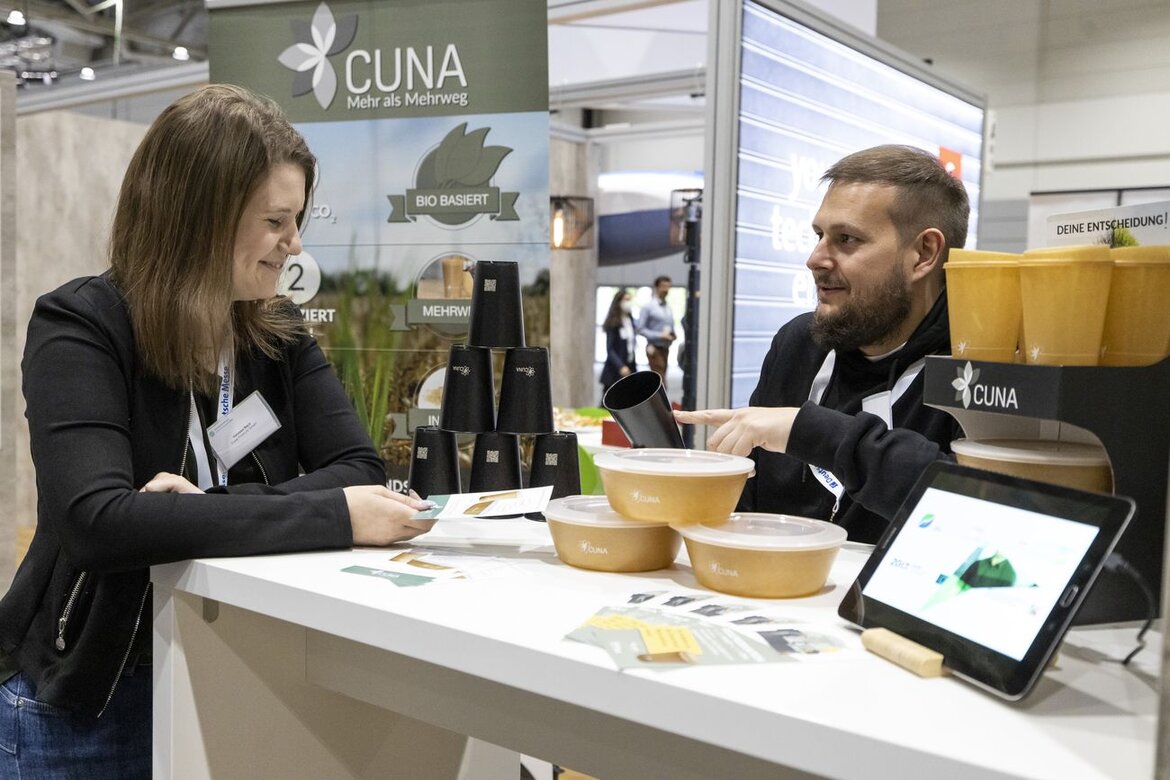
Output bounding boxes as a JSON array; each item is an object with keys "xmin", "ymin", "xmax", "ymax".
[{"xmin": 923, "ymin": 354, "xmax": 1170, "ymax": 624}]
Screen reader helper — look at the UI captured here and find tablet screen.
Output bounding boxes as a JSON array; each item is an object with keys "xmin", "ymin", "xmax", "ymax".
[
  {"xmin": 860, "ymin": 485, "xmax": 1098, "ymax": 660},
  {"xmin": 838, "ymin": 462, "xmax": 1134, "ymax": 699}
]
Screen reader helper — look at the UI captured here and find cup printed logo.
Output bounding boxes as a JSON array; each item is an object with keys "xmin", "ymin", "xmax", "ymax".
[
  {"xmin": 710, "ymin": 561, "xmax": 740, "ymax": 578},
  {"xmin": 544, "ymin": 453, "xmax": 558, "ymax": 467},
  {"xmin": 277, "ymin": 2, "xmax": 358, "ymax": 110},
  {"xmin": 451, "ymin": 364, "xmax": 471, "ymax": 376},
  {"xmin": 388, "ymin": 123, "xmax": 519, "ymax": 226},
  {"xmin": 483, "ymin": 279, "xmax": 497, "ymax": 292},
  {"xmin": 486, "ymin": 450, "xmax": 500, "ymax": 464},
  {"xmin": 578, "ymin": 540, "xmax": 609, "ymax": 555},
  {"xmin": 952, "ymin": 361, "xmax": 1018, "ymax": 410},
  {"xmin": 516, "ymin": 366, "xmax": 536, "ymax": 378},
  {"xmin": 416, "ymin": 446, "xmax": 429, "ymax": 460},
  {"xmin": 630, "ymin": 490, "xmax": 661, "ymax": 505}
]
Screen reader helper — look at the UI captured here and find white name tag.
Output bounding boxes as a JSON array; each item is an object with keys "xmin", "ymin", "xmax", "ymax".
[
  {"xmin": 206, "ymin": 390, "xmax": 281, "ymax": 471},
  {"xmin": 861, "ymin": 390, "xmax": 893, "ymax": 428}
]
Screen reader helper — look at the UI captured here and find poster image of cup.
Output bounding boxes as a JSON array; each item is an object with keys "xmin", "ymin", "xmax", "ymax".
[{"xmin": 411, "ymin": 252, "xmax": 476, "ymax": 339}]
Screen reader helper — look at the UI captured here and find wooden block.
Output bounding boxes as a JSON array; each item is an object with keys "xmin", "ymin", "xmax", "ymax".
[{"xmin": 861, "ymin": 627, "xmax": 949, "ymax": 678}]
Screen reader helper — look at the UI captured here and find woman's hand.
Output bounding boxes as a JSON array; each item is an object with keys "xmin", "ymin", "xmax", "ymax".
[
  {"xmin": 344, "ymin": 485, "xmax": 437, "ymax": 546},
  {"xmin": 141, "ymin": 472, "xmax": 204, "ymax": 494},
  {"xmin": 619, "ymin": 366, "xmax": 632, "ymax": 377}
]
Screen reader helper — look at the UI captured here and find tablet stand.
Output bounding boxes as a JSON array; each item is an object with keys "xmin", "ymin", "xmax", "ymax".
[
  {"xmin": 923, "ymin": 354, "xmax": 1170, "ymax": 624},
  {"xmin": 860, "ymin": 628, "xmax": 947, "ymax": 678}
]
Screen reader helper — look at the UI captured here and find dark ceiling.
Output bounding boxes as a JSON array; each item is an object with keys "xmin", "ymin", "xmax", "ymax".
[{"xmin": 0, "ymin": 0, "xmax": 206, "ymax": 87}]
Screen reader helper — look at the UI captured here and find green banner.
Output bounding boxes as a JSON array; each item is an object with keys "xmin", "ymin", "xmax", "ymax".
[{"xmin": 210, "ymin": 0, "xmax": 548, "ymax": 123}]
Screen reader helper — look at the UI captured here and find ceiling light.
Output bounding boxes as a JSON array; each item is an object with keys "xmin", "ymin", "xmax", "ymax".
[
  {"xmin": 6, "ymin": 10, "xmax": 25, "ymax": 25},
  {"xmin": 79, "ymin": 67, "xmax": 95, "ymax": 81},
  {"xmin": 172, "ymin": 46, "xmax": 189, "ymax": 62}
]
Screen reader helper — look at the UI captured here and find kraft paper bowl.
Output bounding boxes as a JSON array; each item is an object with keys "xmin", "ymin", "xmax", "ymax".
[
  {"xmin": 677, "ymin": 514, "xmax": 846, "ymax": 598},
  {"xmin": 593, "ymin": 449, "xmax": 755, "ymax": 525},
  {"xmin": 545, "ymin": 495, "xmax": 680, "ymax": 572},
  {"xmin": 951, "ymin": 438, "xmax": 1113, "ymax": 493}
]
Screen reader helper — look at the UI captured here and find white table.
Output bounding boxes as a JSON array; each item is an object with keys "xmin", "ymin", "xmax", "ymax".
[{"xmin": 153, "ymin": 518, "xmax": 1157, "ymax": 779}]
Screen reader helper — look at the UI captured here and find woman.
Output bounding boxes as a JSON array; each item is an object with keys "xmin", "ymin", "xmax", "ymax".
[
  {"xmin": 599, "ymin": 288, "xmax": 638, "ymax": 397},
  {"xmin": 0, "ymin": 85, "xmax": 432, "ymax": 777}
]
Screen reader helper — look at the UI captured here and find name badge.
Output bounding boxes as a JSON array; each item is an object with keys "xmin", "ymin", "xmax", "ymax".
[
  {"xmin": 207, "ymin": 390, "xmax": 281, "ymax": 470},
  {"xmin": 861, "ymin": 390, "xmax": 893, "ymax": 428}
]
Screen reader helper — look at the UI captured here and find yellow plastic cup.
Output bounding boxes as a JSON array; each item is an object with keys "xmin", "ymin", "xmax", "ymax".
[
  {"xmin": 1101, "ymin": 246, "xmax": 1170, "ymax": 367},
  {"xmin": 1019, "ymin": 245, "xmax": 1113, "ymax": 366},
  {"xmin": 945, "ymin": 250, "xmax": 1021, "ymax": 363}
]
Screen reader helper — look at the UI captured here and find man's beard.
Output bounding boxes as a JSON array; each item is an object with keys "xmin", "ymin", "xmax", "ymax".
[{"xmin": 810, "ymin": 265, "xmax": 912, "ymax": 352}]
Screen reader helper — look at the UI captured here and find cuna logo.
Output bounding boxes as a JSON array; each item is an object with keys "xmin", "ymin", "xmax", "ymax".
[
  {"xmin": 278, "ymin": 2, "xmax": 358, "ymax": 109},
  {"xmin": 951, "ymin": 362, "xmax": 1018, "ymax": 411},
  {"xmin": 709, "ymin": 561, "xmax": 739, "ymax": 578},
  {"xmin": 578, "ymin": 540, "xmax": 608, "ymax": 555},
  {"xmin": 630, "ymin": 490, "xmax": 661, "ymax": 505},
  {"xmin": 450, "ymin": 364, "xmax": 471, "ymax": 376},
  {"xmin": 277, "ymin": 1, "xmax": 468, "ymax": 111}
]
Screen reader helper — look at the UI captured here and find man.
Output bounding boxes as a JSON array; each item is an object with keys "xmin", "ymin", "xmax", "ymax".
[
  {"xmin": 637, "ymin": 275, "xmax": 677, "ymax": 390},
  {"xmin": 676, "ymin": 145, "xmax": 968, "ymax": 543}
]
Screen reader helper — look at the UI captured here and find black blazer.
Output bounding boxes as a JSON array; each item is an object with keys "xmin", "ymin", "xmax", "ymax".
[
  {"xmin": 0, "ymin": 273, "xmax": 384, "ymax": 716},
  {"xmin": 600, "ymin": 317, "xmax": 637, "ymax": 390}
]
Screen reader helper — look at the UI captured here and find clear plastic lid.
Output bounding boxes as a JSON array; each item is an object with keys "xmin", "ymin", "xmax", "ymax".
[
  {"xmin": 675, "ymin": 513, "xmax": 846, "ymax": 551},
  {"xmin": 951, "ymin": 438, "xmax": 1109, "ymax": 466},
  {"xmin": 544, "ymin": 495, "xmax": 669, "ymax": 528},
  {"xmin": 593, "ymin": 448, "xmax": 755, "ymax": 477}
]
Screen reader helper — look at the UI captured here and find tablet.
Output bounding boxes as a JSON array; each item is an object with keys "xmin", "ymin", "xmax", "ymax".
[{"xmin": 837, "ymin": 461, "xmax": 1134, "ymax": 700}]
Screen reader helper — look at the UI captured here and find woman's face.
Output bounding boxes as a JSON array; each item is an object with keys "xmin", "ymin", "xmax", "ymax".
[{"xmin": 232, "ymin": 163, "xmax": 306, "ymax": 302}]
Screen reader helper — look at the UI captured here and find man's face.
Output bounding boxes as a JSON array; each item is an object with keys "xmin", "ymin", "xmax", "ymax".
[
  {"xmin": 655, "ymin": 280, "xmax": 671, "ymax": 299},
  {"xmin": 806, "ymin": 182, "xmax": 915, "ymax": 353}
]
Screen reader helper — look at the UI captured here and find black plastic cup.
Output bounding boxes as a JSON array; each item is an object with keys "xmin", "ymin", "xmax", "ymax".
[
  {"xmin": 602, "ymin": 370, "xmax": 684, "ymax": 449},
  {"xmin": 469, "ymin": 432, "xmax": 523, "ymax": 493},
  {"xmin": 407, "ymin": 426, "xmax": 461, "ymax": 499},
  {"xmin": 496, "ymin": 347, "xmax": 554, "ymax": 434},
  {"xmin": 468, "ymin": 260, "xmax": 526, "ymax": 349},
  {"xmin": 439, "ymin": 344, "xmax": 495, "ymax": 433},
  {"xmin": 526, "ymin": 431, "xmax": 581, "ymax": 520}
]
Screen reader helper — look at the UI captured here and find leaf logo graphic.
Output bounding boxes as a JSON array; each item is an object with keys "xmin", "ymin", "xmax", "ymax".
[
  {"xmin": 277, "ymin": 2, "xmax": 358, "ymax": 109},
  {"xmin": 951, "ymin": 362, "xmax": 980, "ymax": 409}
]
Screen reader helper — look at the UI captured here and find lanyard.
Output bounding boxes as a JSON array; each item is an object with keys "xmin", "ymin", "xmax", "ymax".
[
  {"xmin": 188, "ymin": 351, "xmax": 233, "ymax": 489},
  {"xmin": 806, "ymin": 350, "xmax": 925, "ymax": 516}
]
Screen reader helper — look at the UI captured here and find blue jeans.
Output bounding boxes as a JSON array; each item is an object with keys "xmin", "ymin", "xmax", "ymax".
[{"xmin": 0, "ymin": 668, "xmax": 150, "ymax": 779}]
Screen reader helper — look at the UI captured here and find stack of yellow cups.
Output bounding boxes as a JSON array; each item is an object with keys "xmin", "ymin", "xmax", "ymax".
[{"xmin": 944, "ymin": 249, "xmax": 1021, "ymax": 363}]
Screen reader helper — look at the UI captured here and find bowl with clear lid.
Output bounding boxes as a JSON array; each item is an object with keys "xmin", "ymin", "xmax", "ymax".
[
  {"xmin": 676, "ymin": 513, "xmax": 846, "ymax": 598},
  {"xmin": 544, "ymin": 495, "xmax": 681, "ymax": 572},
  {"xmin": 592, "ymin": 448, "xmax": 755, "ymax": 525}
]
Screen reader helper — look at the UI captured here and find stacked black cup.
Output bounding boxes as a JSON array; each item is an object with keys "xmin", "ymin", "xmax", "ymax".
[{"xmin": 409, "ymin": 261, "xmax": 580, "ymax": 515}]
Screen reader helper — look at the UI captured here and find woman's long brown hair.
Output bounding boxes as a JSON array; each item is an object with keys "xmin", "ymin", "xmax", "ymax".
[{"xmin": 109, "ymin": 84, "xmax": 315, "ymax": 393}]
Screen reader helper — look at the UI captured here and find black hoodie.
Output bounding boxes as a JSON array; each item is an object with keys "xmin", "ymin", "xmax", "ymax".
[{"xmin": 739, "ymin": 291, "xmax": 961, "ymax": 543}]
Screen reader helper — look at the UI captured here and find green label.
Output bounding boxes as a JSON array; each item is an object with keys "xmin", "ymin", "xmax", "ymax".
[{"xmin": 342, "ymin": 565, "xmax": 433, "ymax": 587}]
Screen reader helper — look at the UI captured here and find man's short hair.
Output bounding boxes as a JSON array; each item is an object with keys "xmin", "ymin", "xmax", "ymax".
[
  {"xmin": 822, "ymin": 145, "xmax": 970, "ymax": 258},
  {"xmin": 653, "ymin": 275, "xmax": 672, "ymax": 288}
]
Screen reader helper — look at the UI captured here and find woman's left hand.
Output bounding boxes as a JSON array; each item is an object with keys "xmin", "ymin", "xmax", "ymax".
[{"xmin": 141, "ymin": 472, "xmax": 204, "ymax": 494}]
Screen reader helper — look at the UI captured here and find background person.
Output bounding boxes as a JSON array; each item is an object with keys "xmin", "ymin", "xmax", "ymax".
[
  {"xmin": 0, "ymin": 84, "xmax": 433, "ymax": 778},
  {"xmin": 677, "ymin": 145, "xmax": 968, "ymax": 543},
  {"xmin": 637, "ymin": 274, "xmax": 677, "ymax": 391},
  {"xmin": 600, "ymin": 288, "xmax": 638, "ymax": 397}
]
